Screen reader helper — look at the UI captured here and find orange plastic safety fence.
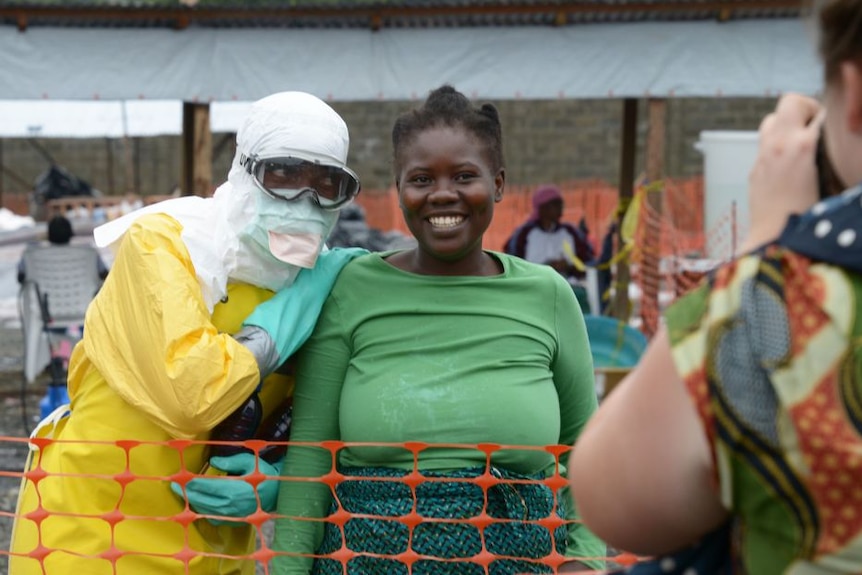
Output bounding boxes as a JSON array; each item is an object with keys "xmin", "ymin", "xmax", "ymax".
[
  {"xmin": 0, "ymin": 435, "xmax": 636, "ymax": 574},
  {"xmin": 356, "ymin": 179, "xmax": 625, "ymax": 255},
  {"xmin": 629, "ymin": 179, "xmax": 742, "ymax": 336}
]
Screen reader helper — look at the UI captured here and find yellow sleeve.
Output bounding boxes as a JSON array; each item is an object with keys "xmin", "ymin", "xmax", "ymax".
[
  {"xmin": 210, "ymin": 282, "xmax": 296, "ymax": 419},
  {"xmin": 83, "ymin": 213, "xmax": 261, "ymax": 438}
]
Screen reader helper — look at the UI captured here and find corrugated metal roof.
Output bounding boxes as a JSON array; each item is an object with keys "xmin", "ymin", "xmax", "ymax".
[{"xmin": 0, "ymin": 1, "xmax": 805, "ymax": 30}]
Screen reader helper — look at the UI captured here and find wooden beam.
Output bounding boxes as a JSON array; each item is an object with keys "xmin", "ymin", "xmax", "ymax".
[
  {"xmin": 181, "ymin": 103, "xmax": 193, "ymax": 196},
  {"xmin": 640, "ymin": 98, "xmax": 667, "ymax": 338},
  {"xmin": 646, "ymin": 101, "xmax": 666, "ymax": 180},
  {"xmin": 181, "ymin": 102, "xmax": 212, "ymax": 198},
  {"xmin": 619, "ymin": 99, "xmax": 638, "ymax": 201},
  {"xmin": 0, "ymin": 1, "xmax": 804, "ymax": 30},
  {"xmin": 192, "ymin": 103, "xmax": 213, "ymax": 197},
  {"xmin": 133, "ymin": 137, "xmax": 142, "ymax": 196},
  {"xmin": 0, "ymin": 139, "xmax": 4, "ymax": 208},
  {"xmin": 609, "ymin": 98, "xmax": 637, "ymax": 322},
  {"xmin": 105, "ymin": 137, "xmax": 115, "ymax": 195},
  {"xmin": 120, "ymin": 101, "xmax": 135, "ymax": 194}
]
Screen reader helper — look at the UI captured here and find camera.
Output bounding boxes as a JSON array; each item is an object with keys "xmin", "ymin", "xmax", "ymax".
[{"xmin": 815, "ymin": 128, "xmax": 846, "ymax": 199}]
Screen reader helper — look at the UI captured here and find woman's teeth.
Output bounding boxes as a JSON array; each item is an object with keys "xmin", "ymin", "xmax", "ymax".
[{"xmin": 429, "ymin": 216, "xmax": 464, "ymax": 228}]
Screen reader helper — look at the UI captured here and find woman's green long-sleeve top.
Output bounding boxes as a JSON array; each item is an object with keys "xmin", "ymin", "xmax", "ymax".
[{"xmin": 273, "ymin": 251, "xmax": 603, "ymax": 573}]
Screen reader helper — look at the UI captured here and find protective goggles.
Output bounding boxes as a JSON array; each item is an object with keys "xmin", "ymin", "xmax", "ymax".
[{"xmin": 240, "ymin": 154, "xmax": 360, "ymax": 211}]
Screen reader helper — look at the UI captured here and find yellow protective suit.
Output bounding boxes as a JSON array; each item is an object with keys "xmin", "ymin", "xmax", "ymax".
[{"xmin": 10, "ymin": 213, "xmax": 293, "ymax": 575}]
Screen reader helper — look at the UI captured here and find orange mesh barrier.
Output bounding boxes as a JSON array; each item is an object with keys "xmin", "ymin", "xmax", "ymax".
[
  {"xmin": 355, "ymin": 176, "xmax": 749, "ymax": 339},
  {"xmin": 0, "ymin": 435, "xmax": 641, "ymax": 573},
  {"xmin": 355, "ymin": 179, "xmax": 624, "ymax": 255},
  {"xmin": 628, "ymin": 179, "xmax": 742, "ymax": 336}
]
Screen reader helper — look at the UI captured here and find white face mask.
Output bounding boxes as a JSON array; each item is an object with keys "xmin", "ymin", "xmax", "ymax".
[
  {"xmin": 212, "ymin": 183, "xmax": 337, "ymax": 291},
  {"xmin": 242, "ymin": 190, "xmax": 336, "ymax": 269}
]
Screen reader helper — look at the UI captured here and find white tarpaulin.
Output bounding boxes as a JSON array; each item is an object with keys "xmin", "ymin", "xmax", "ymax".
[
  {"xmin": 0, "ymin": 19, "xmax": 822, "ymax": 103},
  {"xmin": 0, "ymin": 100, "xmax": 250, "ymax": 137}
]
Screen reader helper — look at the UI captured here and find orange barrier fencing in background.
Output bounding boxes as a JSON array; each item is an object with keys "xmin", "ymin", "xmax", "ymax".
[
  {"xmin": 356, "ymin": 177, "xmax": 706, "ymax": 257},
  {"xmin": 1, "ymin": 436, "xmax": 640, "ymax": 573},
  {"xmin": 4, "ymin": 177, "xmax": 709, "ymax": 262},
  {"xmin": 628, "ymin": 178, "xmax": 742, "ymax": 335},
  {"xmin": 357, "ymin": 176, "xmax": 742, "ymax": 338}
]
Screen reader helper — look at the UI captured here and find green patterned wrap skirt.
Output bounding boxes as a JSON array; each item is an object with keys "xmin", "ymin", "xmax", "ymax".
[{"xmin": 312, "ymin": 466, "xmax": 568, "ymax": 575}]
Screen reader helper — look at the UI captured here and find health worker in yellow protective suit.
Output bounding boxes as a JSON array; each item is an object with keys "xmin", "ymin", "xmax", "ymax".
[{"xmin": 9, "ymin": 91, "xmax": 365, "ymax": 575}]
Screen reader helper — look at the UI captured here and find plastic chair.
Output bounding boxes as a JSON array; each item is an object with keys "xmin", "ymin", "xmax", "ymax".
[{"xmin": 17, "ymin": 245, "xmax": 103, "ymax": 418}]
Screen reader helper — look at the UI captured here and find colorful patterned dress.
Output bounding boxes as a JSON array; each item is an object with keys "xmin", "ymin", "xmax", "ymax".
[{"xmin": 643, "ymin": 185, "xmax": 862, "ymax": 574}]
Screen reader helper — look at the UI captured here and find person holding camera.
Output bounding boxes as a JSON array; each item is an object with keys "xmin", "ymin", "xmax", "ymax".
[{"xmin": 568, "ymin": 1, "xmax": 862, "ymax": 573}]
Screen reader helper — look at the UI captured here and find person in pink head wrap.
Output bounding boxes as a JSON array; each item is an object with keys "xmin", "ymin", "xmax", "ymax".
[
  {"xmin": 504, "ymin": 185, "xmax": 594, "ymax": 310},
  {"xmin": 527, "ymin": 185, "xmax": 565, "ymax": 221}
]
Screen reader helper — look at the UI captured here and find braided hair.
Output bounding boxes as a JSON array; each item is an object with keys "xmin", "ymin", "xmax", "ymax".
[{"xmin": 391, "ymin": 85, "xmax": 504, "ymax": 176}]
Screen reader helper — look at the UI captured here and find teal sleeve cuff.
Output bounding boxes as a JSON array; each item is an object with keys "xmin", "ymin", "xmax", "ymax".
[{"xmin": 243, "ymin": 247, "xmax": 367, "ymax": 364}]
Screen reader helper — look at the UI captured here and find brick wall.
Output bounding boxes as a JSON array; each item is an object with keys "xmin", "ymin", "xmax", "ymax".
[
  {"xmin": 0, "ymin": 97, "xmax": 776, "ymax": 217},
  {"xmin": 332, "ymin": 96, "xmax": 776, "ymax": 189}
]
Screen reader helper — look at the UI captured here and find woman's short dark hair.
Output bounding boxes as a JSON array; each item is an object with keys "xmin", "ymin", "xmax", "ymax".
[{"xmin": 391, "ymin": 85, "xmax": 504, "ymax": 176}]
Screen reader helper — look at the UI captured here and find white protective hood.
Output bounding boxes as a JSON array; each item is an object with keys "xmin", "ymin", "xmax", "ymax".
[{"xmin": 93, "ymin": 91, "xmax": 350, "ymax": 311}]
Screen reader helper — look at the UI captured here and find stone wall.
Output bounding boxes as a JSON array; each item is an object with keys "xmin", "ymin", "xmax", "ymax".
[{"xmin": 0, "ymin": 96, "xmax": 776, "ymax": 214}]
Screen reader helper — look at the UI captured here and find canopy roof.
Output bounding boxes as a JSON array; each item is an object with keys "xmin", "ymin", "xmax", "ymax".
[{"xmin": 0, "ymin": 0, "xmax": 821, "ymax": 102}]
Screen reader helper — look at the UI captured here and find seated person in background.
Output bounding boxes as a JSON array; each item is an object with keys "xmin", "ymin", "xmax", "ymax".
[
  {"xmin": 569, "ymin": 2, "xmax": 862, "ymax": 572},
  {"xmin": 504, "ymin": 185, "xmax": 595, "ymax": 311},
  {"xmin": 17, "ymin": 214, "xmax": 109, "ymax": 283}
]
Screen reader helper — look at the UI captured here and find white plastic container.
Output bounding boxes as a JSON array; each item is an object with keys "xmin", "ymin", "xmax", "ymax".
[{"xmin": 694, "ymin": 131, "xmax": 759, "ymax": 259}]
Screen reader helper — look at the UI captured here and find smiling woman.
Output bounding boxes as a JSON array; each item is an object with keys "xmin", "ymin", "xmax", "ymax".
[
  {"xmin": 389, "ymin": 123, "xmax": 503, "ymax": 275},
  {"xmin": 271, "ymin": 85, "xmax": 604, "ymax": 575}
]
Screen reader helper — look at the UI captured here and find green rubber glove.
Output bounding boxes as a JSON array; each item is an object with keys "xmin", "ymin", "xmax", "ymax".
[
  {"xmin": 242, "ymin": 247, "xmax": 367, "ymax": 365},
  {"xmin": 170, "ymin": 453, "xmax": 283, "ymax": 526}
]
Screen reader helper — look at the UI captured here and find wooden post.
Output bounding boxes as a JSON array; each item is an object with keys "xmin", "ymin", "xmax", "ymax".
[
  {"xmin": 120, "ymin": 101, "xmax": 135, "ymax": 194},
  {"xmin": 0, "ymin": 139, "xmax": 4, "ymax": 209},
  {"xmin": 134, "ymin": 137, "xmax": 142, "ymax": 197},
  {"xmin": 181, "ymin": 102, "xmax": 213, "ymax": 197},
  {"xmin": 646, "ymin": 100, "xmax": 666, "ymax": 180},
  {"xmin": 641, "ymin": 98, "xmax": 667, "ymax": 338},
  {"xmin": 609, "ymin": 98, "xmax": 637, "ymax": 321},
  {"xmin": 105, "ymin": 137, "xmax": 115, "ymax": 195},
  {"xmin": 181, "ymin": 102, "xmax": 193, "ymax": 196},
  {"xmin": 730, "ymin": 200, "xmax": 738, "ymax": 258}
]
